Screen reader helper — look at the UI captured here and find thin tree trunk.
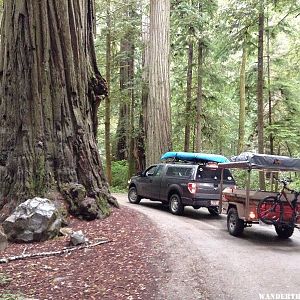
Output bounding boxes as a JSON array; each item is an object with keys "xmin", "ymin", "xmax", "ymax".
[
  {"xmin": 105, "ymin": 0, "xmax": 112, "ymax": 185},
  {"xmin": 184, "ymin": 39, "xmax": 194, "ymax": 152},
  {"xmin": 195, "ymin": 39, "xmax": 203, "ymax": 152},
  {"xmin": 0, "ymin": 0, "xmax": 117, "ymax": 220},
  {"xmin": 266, "ymin": 15, "xmax": 274, "ymax": 155},
  {"xmin": 135, "ymin": 11, "xmax": 149, "ymax": 173},
  {"xmin": 257, "ymin": 0, "xmax": 265, "ymax": 190},
  {"xmin": 147, "ymin": 0, "xmax": 172, "ymax": 165},
  {"xmin": 115, "ymin": 35, "xmax": 130, "ymax": 160},
  {"xmin": 128, "ymin": 6, "xmax": 136, "ymax": 177},
  {"xmin": 237, "ymin": 41, "xmax": 247, "ymax": 154}
]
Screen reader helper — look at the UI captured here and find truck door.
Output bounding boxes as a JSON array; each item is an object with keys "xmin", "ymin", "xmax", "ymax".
[{"xmin": 145, "ymin": 165, "xmax": 164, "ymax": 200}]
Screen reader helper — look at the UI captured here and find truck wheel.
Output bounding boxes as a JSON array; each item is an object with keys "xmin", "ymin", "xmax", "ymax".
[
  {"xmin": 275, "ymin": 225, "xmax": 294, "ymax": 239},
  {"xmin": 227, "ymin": 208, "xmax": 244, "ymax": 236},
  {"xmin": 128, "ymin": 186, "xmax": 141, "ymax": 204},
  {"xmin": 169, "ymin": 194, "xmax": 184, "ymax": 215},
  {"xmin": 208, "ymin": 207, "xmax": 220, "ymax": 216}
]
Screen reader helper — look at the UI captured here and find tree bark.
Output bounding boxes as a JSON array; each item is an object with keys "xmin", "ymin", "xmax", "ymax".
[
  {"xmin": 147, "ymin": 0, "xmax": 172, "ymax": 165},
  {"xmin": 184, "ymin": 38, "xmax": 194, "ymax": 152},
  {"xmin": 257, "ymin": 0, "xmax": 265, "ymax": 190},
  {"xmin": 238, "ymin": 40, "xmax": 247, "ymax": 154},
  {"xmin": 195, "ymin": 39, "xmax": 203, "ymax": 152},
  {"xmin": 105, "ymin": 0, "xmax": 112, "ymax": 185},
  {"xmin": 0, "ymin": 0, "xmax": 117, "ymax": 220}
]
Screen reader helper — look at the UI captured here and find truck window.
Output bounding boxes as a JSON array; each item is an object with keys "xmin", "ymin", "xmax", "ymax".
[
  {"xmin": 166, "ymin": 166, "xmax": 193, "ymax": 178},
  {"xmin": 197, "ymin": 168, "xmax": 233, "ymax": 181},
  {"xmin": 153, "ymin": 165, "xmax": 164, "ymax": 176}
]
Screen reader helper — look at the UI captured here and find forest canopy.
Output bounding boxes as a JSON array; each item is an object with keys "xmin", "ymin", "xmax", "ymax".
[{"xmin": 95, "ymin": 0, "xmax": 300, "ymax": 176}]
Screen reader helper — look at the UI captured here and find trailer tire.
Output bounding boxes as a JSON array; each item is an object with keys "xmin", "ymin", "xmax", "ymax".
[
  {"xmin": 275, "ymin": 225, "xmax": 294, "ymax": 239},
  {"xmin": 227, "ymin": 208, "xmax": 244, "ymax": 236}
]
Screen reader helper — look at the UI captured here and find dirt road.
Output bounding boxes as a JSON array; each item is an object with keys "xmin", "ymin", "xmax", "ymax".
[{"xmin": 115, "ymin": 194, "xmax": 300, "ymax": 300}]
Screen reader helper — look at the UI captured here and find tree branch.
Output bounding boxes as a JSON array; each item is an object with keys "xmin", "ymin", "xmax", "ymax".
[{"xmin": 0, "ymin": 239, "xmax": 111, "ymax": 264}]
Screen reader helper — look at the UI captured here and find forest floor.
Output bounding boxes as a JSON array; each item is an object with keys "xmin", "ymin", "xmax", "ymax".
[{"xmin": 0, "ymin": 206, "xmax": 169, "ymax": 300}]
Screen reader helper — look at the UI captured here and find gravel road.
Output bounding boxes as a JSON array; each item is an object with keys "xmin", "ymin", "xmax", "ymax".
[{"xmin": 115, "ymin": 193, "xmax": 300, "ymax": 300}]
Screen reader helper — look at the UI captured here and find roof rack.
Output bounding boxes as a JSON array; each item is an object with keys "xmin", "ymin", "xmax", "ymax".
[{"xmin": 162, "ymin": 158, "xmax": 206, "ymax": 166}]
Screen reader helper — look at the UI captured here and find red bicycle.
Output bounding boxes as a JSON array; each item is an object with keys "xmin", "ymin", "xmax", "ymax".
[{"xmin": 257, "ymin": 179, "xmax": 300, "ymax": 238}]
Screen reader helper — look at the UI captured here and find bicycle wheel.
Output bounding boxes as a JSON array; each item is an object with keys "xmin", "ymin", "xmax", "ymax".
[{"xmin": 257, "ymin": 196, "xmax": 283, "ymax": 225}]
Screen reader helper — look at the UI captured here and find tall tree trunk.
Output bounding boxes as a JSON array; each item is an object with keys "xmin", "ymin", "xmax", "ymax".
[
  {"xmin": 195, "ymin": 39, "xmax": 203, "ymax": 152},
  {"xmin": 184, "ymin": 38, "xmax": 194, "ymax": 152},
  {"xmin": 105, "ymin": 0, "xmax": 112, "ymax": 185},
  {"xmin": 257, "ymin": 0, "xmax": 265, "ymax": 190},
  {"xmin": 266, "ymin": 15, "xmax": 274, "ymax": 155},
  {"xmin": 135, "ymin": 11, "xmax": 149, "ymax": 173},
  {"xmin": 147, "ymin": 0, "xmax": 172, "ymax": 165},
  {"xmin": 0, "ymin": 0, "xmax": 117, "ymax": 220},
  {"xmin": 237, "ymin": 40, "xmax": 247, "ymax": 154},
  {"xmin": 128, "ymin": 9, "xmax": 136, "ymax": 178},
  {"xmin": 115, "ymin": 35, "xmax": 130, "ymax": 160}
]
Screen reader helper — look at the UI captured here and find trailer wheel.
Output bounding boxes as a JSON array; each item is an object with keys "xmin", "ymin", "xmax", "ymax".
[
  {"xmin": 275, "ymin": 225, "xmax": 294, "ymax": 239},
  {"xmin": 227, "ymin": 208, "xmax": 244, "ymax": 236}
]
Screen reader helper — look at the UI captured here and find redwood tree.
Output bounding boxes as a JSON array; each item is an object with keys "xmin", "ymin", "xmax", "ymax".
[
  {"xmin": 0, "ymin": 0, "xmax": 117, "ymax": 220},
  {"xmin": 146, "ymin": 0, "xmax": 172, "ymax": 165}
]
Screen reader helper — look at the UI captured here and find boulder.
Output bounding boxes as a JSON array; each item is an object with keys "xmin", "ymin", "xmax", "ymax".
[
  {"xmin": 0, "ymin": 226, "xmax": 8, "ymax": 250},
  {"xmin": 70, "ymin": 230, "xmax": 88, "ymax": 246},
  {"xmin": 2, "ymin": 197, "xmax": 63, "ymax": 243}
]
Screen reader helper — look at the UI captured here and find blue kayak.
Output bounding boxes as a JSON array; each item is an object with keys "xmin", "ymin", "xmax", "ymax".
[{"xmin": 160, "ymin": 151, "xmax": 229, "ymax": 163}]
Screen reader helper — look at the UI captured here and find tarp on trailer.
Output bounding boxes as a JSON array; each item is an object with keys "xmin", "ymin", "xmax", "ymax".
[
  {"xmin": 218, "ymin": 152, "xmax": 300, "ymax": 172},
  {"xmin": 160, "ymin": 151, "xmax": 229, "ymax": 163}
]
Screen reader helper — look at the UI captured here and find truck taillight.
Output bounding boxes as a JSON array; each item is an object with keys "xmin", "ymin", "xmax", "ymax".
[{"xmin": 188, "ymin": 183, "xmax": 197, "ymax": 194}]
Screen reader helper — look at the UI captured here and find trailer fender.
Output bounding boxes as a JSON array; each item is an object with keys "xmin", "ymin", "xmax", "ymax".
[{"xmin": 227, "ymin": 202, "xmax": 245, "ymax": 219}]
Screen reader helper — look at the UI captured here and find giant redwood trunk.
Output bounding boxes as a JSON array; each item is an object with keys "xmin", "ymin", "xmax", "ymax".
[
  {"xmin": 147, "ymin": 0, "xmax": 172, "ymax": 165},
  {"xmin": 0, "ymin": 0, "xmax": 117, "ymax": 220}
]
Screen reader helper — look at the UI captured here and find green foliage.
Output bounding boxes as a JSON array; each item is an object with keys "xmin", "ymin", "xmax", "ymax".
[
  {"xmin": 0, "ymin": 273, "xmax": 11, "ymax": 285},
  {"xmin": 0, "ymin": 293, "xmax": 25, "ymax": 300},
  {"xmin": 95, "ymin": 0, "xmax": 300, "ymax": 166},
  {"xmin": 110, "ymin": 160, "xmax": 129, "ymax": 191},
  {"xmin": 0, "ymin": 273, "xmax": 25, "ymax": 300}
]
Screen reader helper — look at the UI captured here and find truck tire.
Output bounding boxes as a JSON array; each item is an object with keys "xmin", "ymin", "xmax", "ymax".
[
  {"xmin": 169, "ymin": 194, "xmax": 184, "ymax": 215},
  {"xmin": 208, "ymin": 207, "xmax": 220, "ymax": 216},
  {"xmin": 275, "ymin": 225, "xmax": 294, "ymax": 239},
  {"xmin": 227, "ymin": 208, "xmax": 244, "ymax": 236},
  {"xmin": 128, "ymin": 186, "xmax": 141, "ymax": 204}
]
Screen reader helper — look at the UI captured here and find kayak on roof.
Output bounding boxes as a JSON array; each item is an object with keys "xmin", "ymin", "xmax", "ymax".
[{"xmin": 160, "ymin": 151, "xmax": 229, "ymax": 163}]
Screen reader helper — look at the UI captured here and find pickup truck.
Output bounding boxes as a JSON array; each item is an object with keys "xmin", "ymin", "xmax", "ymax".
[{"xmin": 128, "ymin": 162, "xmax": 235, "ymax": 215}]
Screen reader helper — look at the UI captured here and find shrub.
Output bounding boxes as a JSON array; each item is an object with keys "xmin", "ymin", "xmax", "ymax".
[{"xmin": 111, "ymin": 160, "xmax": 129, "ymax": 191}]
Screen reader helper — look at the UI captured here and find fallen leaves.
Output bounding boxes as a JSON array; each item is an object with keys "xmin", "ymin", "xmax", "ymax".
[{"xmin": 0, "ymin": 207, "xmax": 165, "ymax": 299}]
